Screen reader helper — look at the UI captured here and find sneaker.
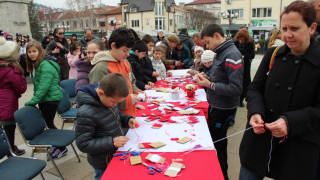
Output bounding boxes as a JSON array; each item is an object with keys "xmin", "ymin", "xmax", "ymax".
[{"xmin": 51, "ymin": 147, "xmax": 68, "ymax": 159}]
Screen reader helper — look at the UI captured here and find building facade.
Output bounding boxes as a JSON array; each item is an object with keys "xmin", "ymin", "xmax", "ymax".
[
  {"xmin": 220, "ymin": 0, "xmax": 309, "ymax": 38},
  {"xmin": 121, "ymin": 0, "xmax": 176, "ymax": 33},
  {"xmin": 98, "ymin": 7, "xmax": 122, "ymax": 37}
]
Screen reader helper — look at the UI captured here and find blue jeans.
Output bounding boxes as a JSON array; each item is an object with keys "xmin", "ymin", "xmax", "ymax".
[
  {"xmin": 239, "ymin": 166, "xmax": 264, "ymax": 180},
  {"xmin": 94, "ymin": 167, "xmax": 105, "ymax": 180}
]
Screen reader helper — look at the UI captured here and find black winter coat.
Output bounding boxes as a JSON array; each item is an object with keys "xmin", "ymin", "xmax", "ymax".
[
  {"xmin": 141, "ymin": 54, "xmax": 157, "ymax": 83},
  {"xmin": 177, "ymin": 33, "xmax": 194, "ymax": 53},
  {"xmin": 239, "ymin": 40, "xmax": 320, "ymax": 180},
  {"xmin": 127, "ymin": 52, "xmax": 149, "ymax": 90},
  {"xmin": 75, "ymin": 84, "xmax": 132, "ymax": 170}
]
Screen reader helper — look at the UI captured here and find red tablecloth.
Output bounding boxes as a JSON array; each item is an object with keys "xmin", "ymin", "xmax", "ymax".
[
  {"xmin": 136, "ymin": 102, "xmax": 209, "ymax": 119},
  {"xmin": 155, "ymin": 79, "xmax": 202, "ymax": 89},
  {"xmin": 101, "ymin": 75, "xmax": 222, "ymax": 179},
  {"xmin": 102, "ymin": 150, "xmax": 224, "ymax": 180}
]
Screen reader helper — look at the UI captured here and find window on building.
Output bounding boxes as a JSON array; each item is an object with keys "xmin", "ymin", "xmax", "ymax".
[
  {"xmin": 155, "ymin": 17, "xmax": 165, "ymax": 30},
  {"xmin": 131, "ymin": 20, "xmax": 139, "ymax": 27},
  {"xmin": 73, "ymin": 21, "xmax": 77, "ymax": 28},
  {"xmin": 130, "ymin": 6, "xmax": 137, "ymax": 12},
  {"xmin": 155, "ymin": 2, "xmax": 163, "ymax": 15},
  {"xmin": 227, "ymin": 9, "xmax": 244, "ymax": 19},
  {"xmin": 170, "ymin": 19, "xmax": 173, "ymax": 26},
  {"xmin": 100, "ymin": 22, "xmax": 105, "ymax": 27},
  {"xmin": 62, "ymin": 21, "xmax": 64, "ymax": 26},
  {"xmin": 67, "ymin": 21, "xmax": 69, "ymax": 26},
  {"xmin": 252, "ymin": 8, "xmax": 272, "ymax": 18}
]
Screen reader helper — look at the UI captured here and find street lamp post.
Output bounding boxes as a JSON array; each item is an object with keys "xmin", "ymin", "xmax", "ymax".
[{"xmin": 221, "ymin": 11, "xmax": 238, "ymax": 37}]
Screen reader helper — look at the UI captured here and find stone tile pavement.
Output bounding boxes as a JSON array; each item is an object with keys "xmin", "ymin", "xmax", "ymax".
[{"xmin": 7, "ymin": 55, "xmax": 272, "ymax": 180}]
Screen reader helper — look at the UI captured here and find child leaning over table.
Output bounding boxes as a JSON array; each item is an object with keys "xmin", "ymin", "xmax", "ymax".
[
  {"xmin": 197, "ymin": 50, "xmax": 216, "ymax": 81},
  {"xmin": 75, "ymin": 73, "xmax": 139, "ymax": 180},
  {"xmin": 188, "ymin": 46, "xmax": 204, "ymax": 76},
  {"xmin": 150, "ymin": 46, "xmax": 166, "ymax": 80}
]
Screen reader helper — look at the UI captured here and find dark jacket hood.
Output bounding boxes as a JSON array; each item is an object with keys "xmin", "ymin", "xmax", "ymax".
[{"xmin": 77, "ymin": 83, "xmax": 100, "ymax": 106}]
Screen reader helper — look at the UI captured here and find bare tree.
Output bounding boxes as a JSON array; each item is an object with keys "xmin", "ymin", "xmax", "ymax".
[
  {"xmin": 65, "ymin": 0, "xmax": 98, "ymax": 31},
  {"xmin": 29, "ymin": 0, "xmax": 41, "ymax": 40},
  {"xmin": 188, "ymin": 9, "xmax": 218, "ymax": 31}
]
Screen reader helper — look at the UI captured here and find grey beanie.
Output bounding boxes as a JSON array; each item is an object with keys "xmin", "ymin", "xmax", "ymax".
[
  {"xmin": 0, "ymin": 37, "xmax": 19, "ymax": 61},
  {"xmin": 201, "ymin": 50, "xmax": 216, "ymax": 63}
]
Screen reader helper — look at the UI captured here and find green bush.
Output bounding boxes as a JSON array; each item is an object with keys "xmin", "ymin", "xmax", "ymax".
[{"xmin": 258, "ymin": 39, "xmax": 266, "ymax": 48}]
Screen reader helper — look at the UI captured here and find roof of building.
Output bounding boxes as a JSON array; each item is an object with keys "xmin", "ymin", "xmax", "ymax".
[
  {"xmin": 186, "ymin": 0, "xmax": 220, "ymax": 5},
  {"xmin": 99, "ymin": 6, "xmax": 122, "ymax": 15},
  {"xmin": 38, "ymin": 10, "xmax": 62, "ymax": 21},
  {"xmin": 121, "ymin": 0, "xmax": 175, "ymax": 12}
]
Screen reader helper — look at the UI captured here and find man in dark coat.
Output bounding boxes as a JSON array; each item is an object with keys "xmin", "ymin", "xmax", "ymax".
[{"xmin": 177, "ymin": 28, "xmax": 194, "ymax": 55}]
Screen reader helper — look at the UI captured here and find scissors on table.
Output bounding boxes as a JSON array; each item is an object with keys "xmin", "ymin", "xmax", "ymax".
[
  {"xmin": 142, "ymin": 162, "xmax": 163, "ymax": 175},
  {"xmin": 113, "ymin": 148, "xmax": 131, "ymax": 160}
]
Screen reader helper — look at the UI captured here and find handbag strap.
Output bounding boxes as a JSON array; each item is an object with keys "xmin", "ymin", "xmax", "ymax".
[{"xmin": 269, "ymin": 45, "xmax": 282, "ymax": 71}]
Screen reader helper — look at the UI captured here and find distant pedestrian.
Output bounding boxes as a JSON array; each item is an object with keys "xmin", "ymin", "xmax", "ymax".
[
  {"xmin": 46, "ymin": 28, "xmax": 70, "ymax": 80},
  {"xmin": 234, "ymin": 29, "xmax": 255, "ymax": 107}
]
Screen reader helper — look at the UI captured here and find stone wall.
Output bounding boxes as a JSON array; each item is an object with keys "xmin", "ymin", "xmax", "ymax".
[{"xmin": 0, "ymin": 0, "xmax": 32, "ymax": 39}]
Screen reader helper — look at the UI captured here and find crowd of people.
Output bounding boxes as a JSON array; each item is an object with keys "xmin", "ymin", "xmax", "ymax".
[{"xmin": 1, "ymin": 0, "xmax": 320, "ymax": 179}]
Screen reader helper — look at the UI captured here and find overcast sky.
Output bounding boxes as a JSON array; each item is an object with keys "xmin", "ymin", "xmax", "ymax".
[{"xmin": 34, "ymin": 0, "xmax": 194, "ymax": 8}]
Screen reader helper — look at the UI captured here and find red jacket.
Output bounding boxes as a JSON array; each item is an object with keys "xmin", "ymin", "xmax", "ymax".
[{"xmin": 0, "ymin": 62, "xmax": 27, "ymax": 121}]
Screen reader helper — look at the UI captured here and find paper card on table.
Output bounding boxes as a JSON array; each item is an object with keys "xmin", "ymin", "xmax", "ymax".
[
  {"xmin": 145, "ymin": 153, "xmax": 166, "ymax": 164},
  {"xmin": 164, "ymin": 162, "xmax": 184, "ymax": 177},
  {"xmin": 149, "ymin": 142, "xmax": 166, "ymax": 149},
  {"xmin": 155, "ymin": 87, "xmax": 168, "ymax": 93},
  {"xmin": 138, "ymin": 142, "xmax": 152, "ymax": 149},
  {"xmin": 152, "ymin": 123, "xmax": 163, "ymax": 129},
  {"xmin": 177, "ymin": 137, "xmax": 192, "ymax": 144},
  {"xmin": 130, "ymin": 155, "xmax": 142, "ymax": 165}
]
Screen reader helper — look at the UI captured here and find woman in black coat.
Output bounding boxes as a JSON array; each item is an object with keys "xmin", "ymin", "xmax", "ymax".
[
  {"xmin": 234, "ymin": 29, "xmax": 255, "ymax": 107},
  {"xmin": 46, "ymin": 28, "xmax": 69, "ymax": 80},
  {"xmin": 239, "ymin": 1, "xmax": 320, "ymax": 180}
]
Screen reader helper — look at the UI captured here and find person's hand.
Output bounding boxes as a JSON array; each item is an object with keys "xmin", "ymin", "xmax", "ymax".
[
  {"xmin": 130, "ymin": 94, "xmax": 142, "ymax": 105},
  {"xmin": 52, "ymin": 47, "xmax": 60, "ymax": 54},
  {"xmin": 113, "ymin": 136, "xmax": 129, "ymax": 147},
  {"xmin": 148, "ymin": 82, "xmax": 154, "ymax": 88},
  {"xmin": 175, "ymin": 61, "xmax": 181, "ymax": 66},
  {"xmin": 145, "ymin": 85, "xmax": 151, "ymax": 90},
  {"xmin": 136, "ymin": 104, "xmax": 145, "ymax": 110},
  {"xmin": 75, "ymin": 50, "xmax": 81, "ymax": 56},
  {"xmin": 195, "ymin": 74, "xmax": 211, "ymax": 88},
  {"xmin": 56, "ymin": 42, "xmax": 63, "ymax": 48},
  {"xmin": 265, "ymin": 118, "xmax": 288, "ymax": 137},
  {"xmin": 199, "ymin": 72, "xmax": 209, "ymax": 80},
  {"xmin": 152, "ymin": 71, "xmax": 160, "ymax": 77},
  {"xmin": 249, "ymin": 114, "xmax": 265, "ymax": 134},
  {"xmin": 128, "ymin": 118, "xmax": 140, "ymax": 128}
]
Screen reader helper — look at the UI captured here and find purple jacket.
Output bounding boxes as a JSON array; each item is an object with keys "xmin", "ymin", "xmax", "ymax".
[
  {"xmin": 75, "ymin": 59, "xmax": 93, "ymax": 90},
  {"xmin": 0, "ymin": 62, "xmax": 27, "ymax": 121}
]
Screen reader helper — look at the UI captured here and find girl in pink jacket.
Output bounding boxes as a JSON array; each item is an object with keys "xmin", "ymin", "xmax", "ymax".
[{"xmin": 67, "ymin": 42, "xmax": 83, "ymax": 79}]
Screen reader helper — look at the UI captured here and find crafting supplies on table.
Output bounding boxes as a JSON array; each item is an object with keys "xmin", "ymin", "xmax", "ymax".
[{"xmin": 102, "ymin": 72, "xmax": 224, "ymax": 180}]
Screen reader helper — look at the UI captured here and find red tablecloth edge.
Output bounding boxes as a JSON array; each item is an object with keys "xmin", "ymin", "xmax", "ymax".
[{"xmin": 102, "ymin": 150, "xmax": 224, "ymax": 180}]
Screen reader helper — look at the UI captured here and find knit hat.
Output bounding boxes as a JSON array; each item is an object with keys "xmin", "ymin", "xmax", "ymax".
[
  {"xmin": 0, "ymin": 37, "xmax": 19, "ymax": 61},
  {"xmin": 23, "ymin": 34, "xmax": 29, "ymax": 38},
  {"xmin": 201, "ymin": 50, "xmax": 216, "ymax": 63},
  {"xmin": 194, "ymin": 46, "xmax": 204, "ymax": 53},
  {"xmin": 6, "ymin": 35, "xmax": 13, "ymax": 40}
]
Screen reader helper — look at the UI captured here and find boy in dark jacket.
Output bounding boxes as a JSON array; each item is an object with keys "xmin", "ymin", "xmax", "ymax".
[
  {"xmin": 76, "ymin": 73, "xmax": 139, "ymax": 180},
  {"xmin": 127, "ymin": 40, "xmax": 154, "ymax": 90}
]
